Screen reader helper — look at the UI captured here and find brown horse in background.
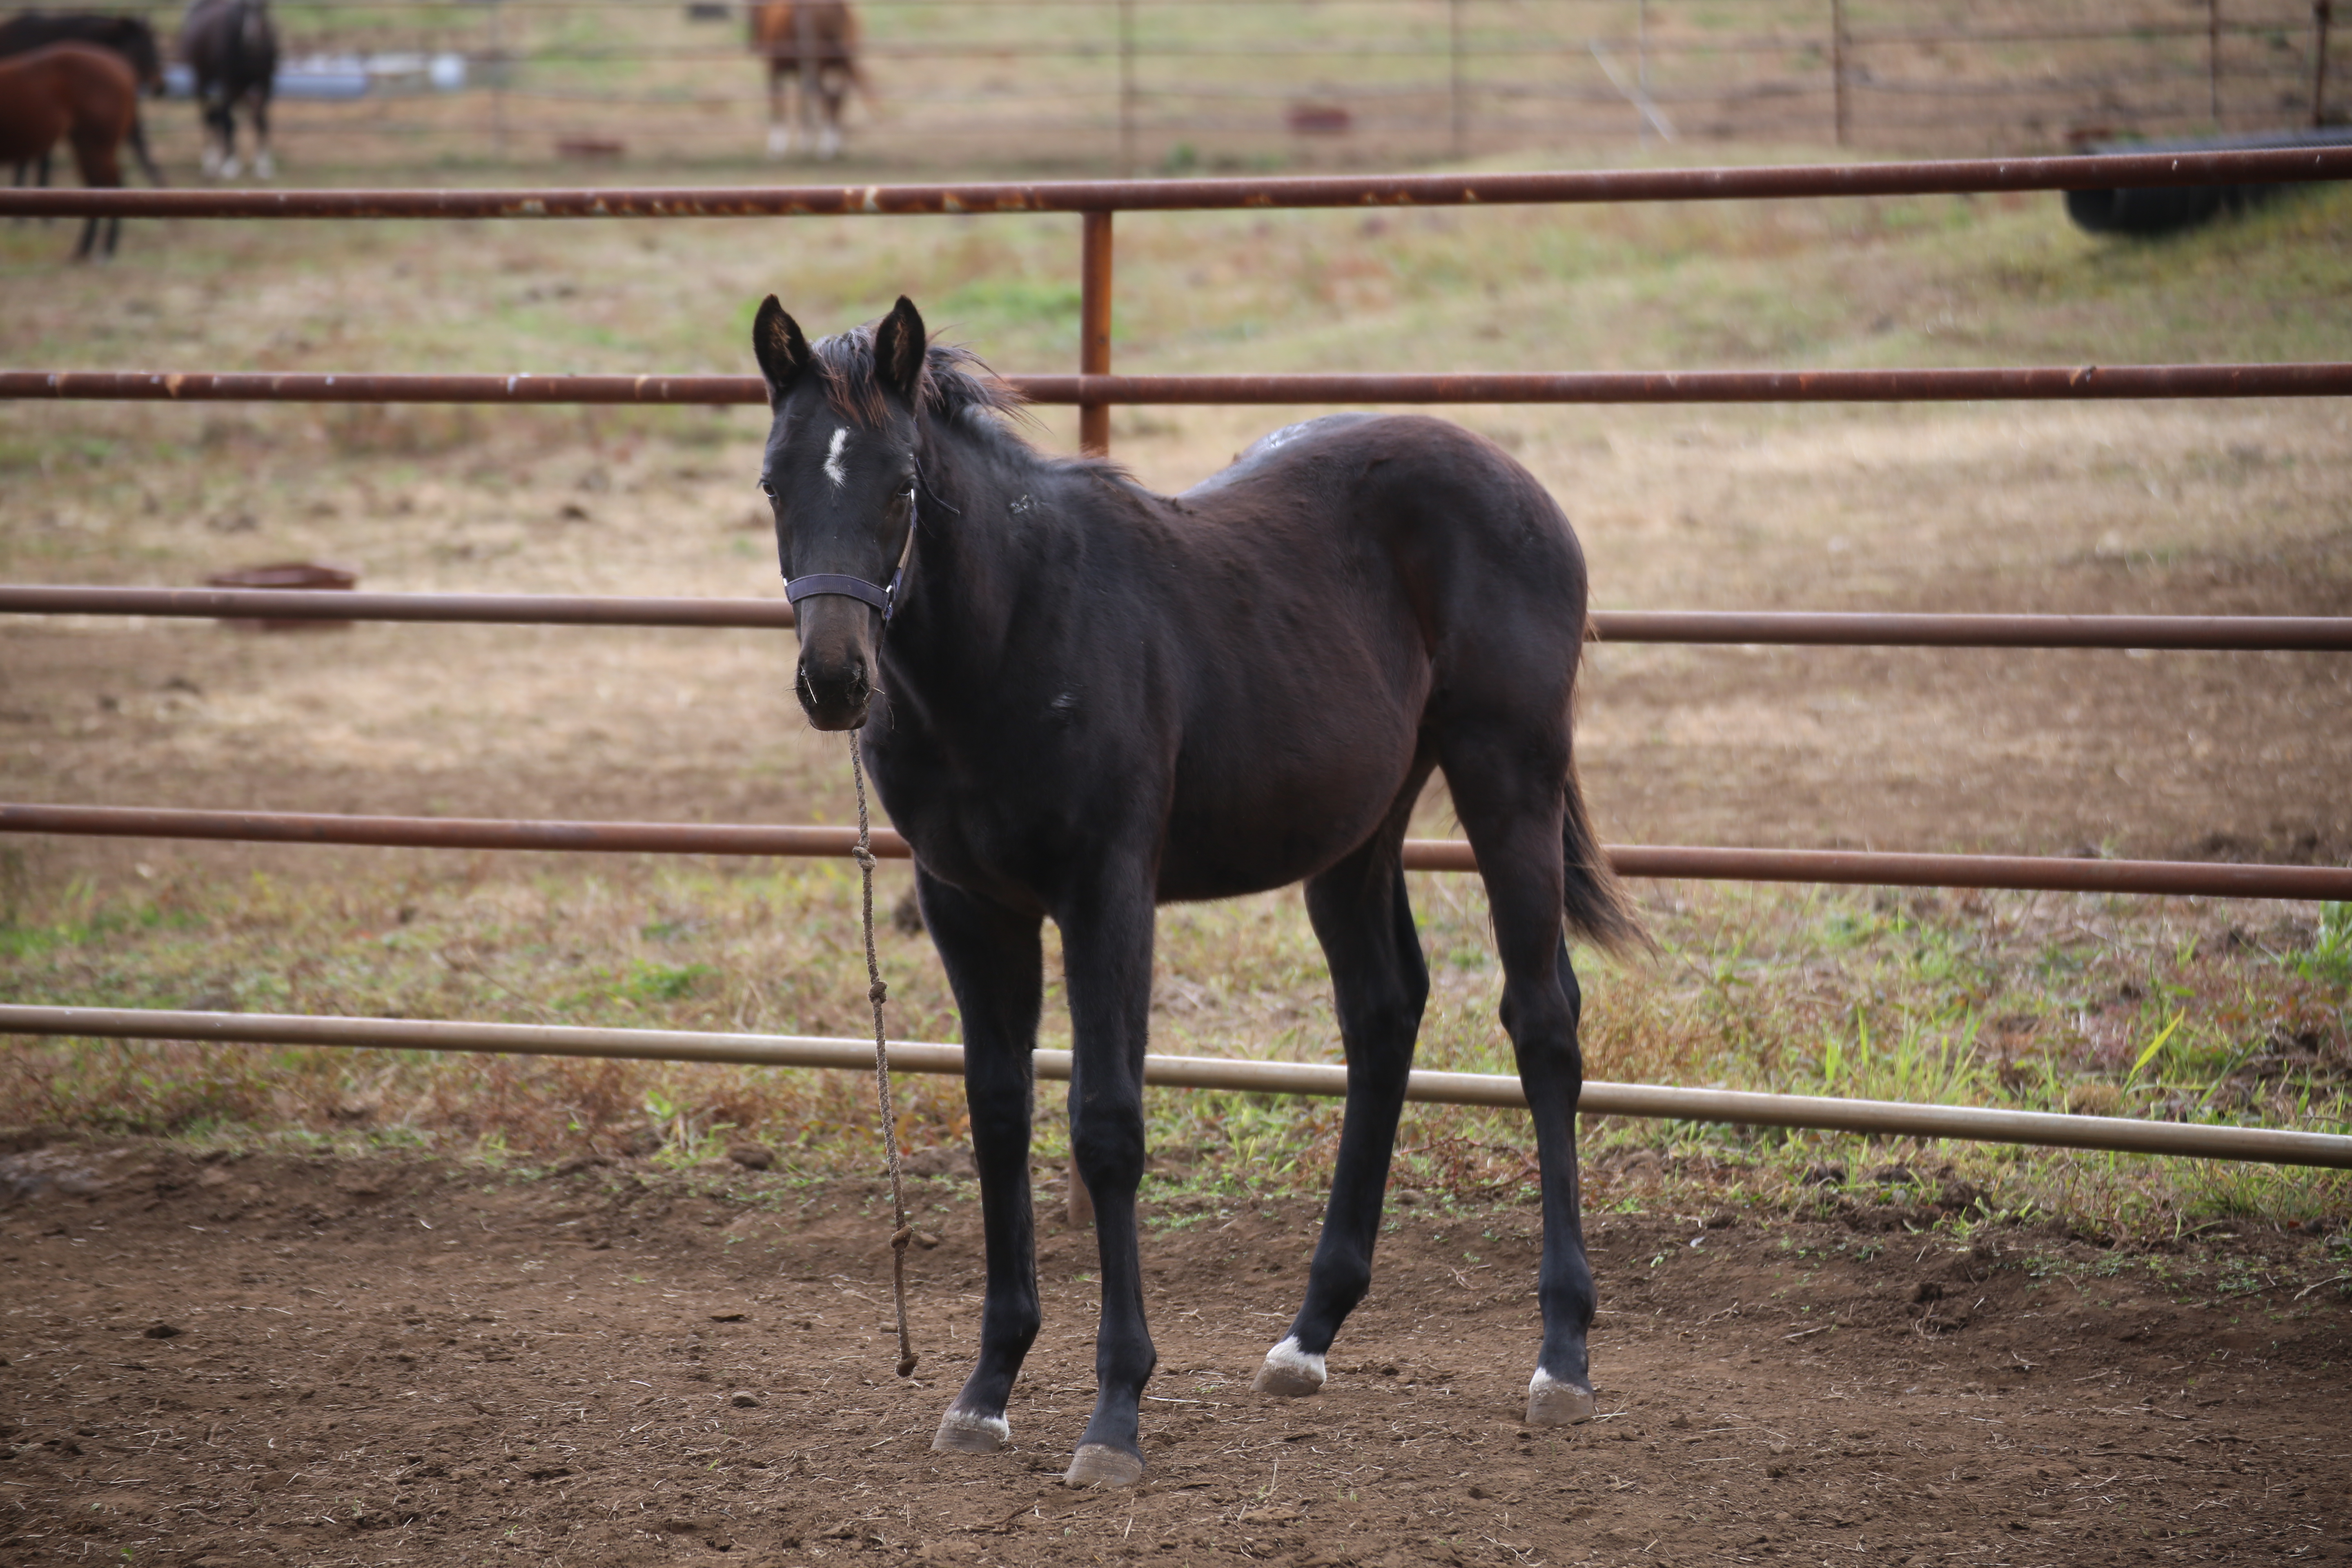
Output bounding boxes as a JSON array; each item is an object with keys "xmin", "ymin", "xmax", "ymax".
[
  {"xmin": 749, "ymin": 1, "xmax": 861, "ymax": 160},
  {"xmin": 0, "ymin": 42, "xmax": 138, "ymax": 257},
  {"xmin": 0, "ymin": 11, "xmax": 167, "ymax": 185}
]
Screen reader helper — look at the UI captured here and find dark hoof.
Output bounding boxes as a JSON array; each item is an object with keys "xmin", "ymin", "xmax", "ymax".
[
  {"xmin": 1063, "ymin": 1443, "xmax": 1144, "ymax": 1488},
  {"xmin": 1251, "ymin": 1336, "xmax": 1326, "ymax": 1398},
  {"xmin": 931, "ymin": 1410, "xmax": 1011, "ymax": 1453},
  {"xmin": 1526, "ymin": 1370, "xmax": 1596, "ymax": 1427}
]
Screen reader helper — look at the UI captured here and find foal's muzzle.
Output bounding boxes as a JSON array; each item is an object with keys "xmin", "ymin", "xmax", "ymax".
[
  {"xmin": 796, "ymin": 647, "xmax": 873, "ymax": 731},
  {"xmin": 792, "ymin": 593, "xmax": 879, "ymax": 731}
]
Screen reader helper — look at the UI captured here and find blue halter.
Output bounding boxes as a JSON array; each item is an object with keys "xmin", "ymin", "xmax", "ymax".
[{"xmin": 782, "ymin": 484, "xmax": 917, "ymax": 626}]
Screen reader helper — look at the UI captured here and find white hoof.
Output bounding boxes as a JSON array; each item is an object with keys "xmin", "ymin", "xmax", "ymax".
[
  {"xmin": 1526, "ymin": 1368, "xmax": 1596, "ymax": 1427},
  {"xmin": 1251, "ymin": 1336, "xmax": 1327, "ymax": 1398},
  {"xmin": 1063, "ymin": 1443, "xmax": 1144, "ymax": 1488},
  {"xmin": 766, "ymin": 124, "xmax": 792, "ymax": 158},
  {"xmin": 253, "ymin": 149, "xmax": 275, "ymax": 180},
  {"xmin": 931, "ymin": 1408, "xmax": 1011, "ymax": 1454},
  {"xmin": 218, "ymin": 153, "xmax": 241, "ymax": 180}
]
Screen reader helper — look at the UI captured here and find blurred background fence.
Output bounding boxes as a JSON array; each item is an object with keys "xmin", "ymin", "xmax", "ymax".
[{"xmin": 112, "ymin": 0, "xmax": 2345, "ymax": 174}]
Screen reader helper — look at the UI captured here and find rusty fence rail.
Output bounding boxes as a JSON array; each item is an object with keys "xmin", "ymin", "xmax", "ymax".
[
  {"xmin": 7, "ymin": 585, "xmax": 2352, "ymax": 652},
  {"xmin": 6, "ymin": 802, "xmax": 2350, "ymax": 902},
  {"xmin": 12, "ymin": 363, "xmax": 2352, "ymax": 407},
  {"xmin": 4, "ymin": 146, "xmax": 2350, "ymax": 221},
  {"xmin": 5, "ymin": 1004, "xmax": 2348, "ymax": 1169}
]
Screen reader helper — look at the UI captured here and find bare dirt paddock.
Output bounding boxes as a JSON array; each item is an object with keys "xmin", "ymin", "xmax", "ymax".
[{"xmin": 5, "ymin": 1140, "xmax": 2348, "ymax": 1568}]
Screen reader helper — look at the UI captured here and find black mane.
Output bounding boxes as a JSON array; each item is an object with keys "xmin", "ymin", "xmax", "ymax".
[
  {"xmin": 808, "ymin": 324, "xmax": 1021, "ymax": 431},
  {"xmin": 808, "ymin": 322, "xmax": 1134, "ymax": 486}
]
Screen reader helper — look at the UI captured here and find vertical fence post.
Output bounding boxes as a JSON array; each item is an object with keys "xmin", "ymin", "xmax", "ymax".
[
  {"xmin": 490, "ymin": 0, "xmax": 508, "ymax": 161},
  {"xmin": 796, "ymin": 2, "xmax": 818, "ymax": 147},
  {"xmin": 1636, "ymin": 0, "xmax": 1652, "ymax": 146},
  {"xmin": 1118, "ymin": 0, "xmax": 1137, "ymax": 178},
  {"xmin": 1449, "ymin": 0, "xmax": 1468, "ymax": 160},
  {"xmin": 2318, "ymin": 0, "xmax": 2336, "ymax": 129},
  {"xmin": 2210, "ymin": 0, "xmax": 2224, "ymax": 124},
  {"xmin": 1078, "ymin": 209, "xmax": 1114, "ymax": 459},
  {"xmin": 1831, "ymin": 0, "xmax": 1849, "ymax": 147}
]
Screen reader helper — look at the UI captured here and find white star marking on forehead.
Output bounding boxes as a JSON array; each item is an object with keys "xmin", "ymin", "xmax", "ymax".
[{"xmin": 824, "ymin": 426, "xmax": 849, "ymax": 489}]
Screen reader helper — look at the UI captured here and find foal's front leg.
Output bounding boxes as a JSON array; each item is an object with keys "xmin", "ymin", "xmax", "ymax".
[
  {"xmin": 1058, "ymin": 869, "xmax": 1160, "ymax": 1486},
  {"xmin": 917, "ymin": 869, "xmax": 1046, "ymax": 1454}
]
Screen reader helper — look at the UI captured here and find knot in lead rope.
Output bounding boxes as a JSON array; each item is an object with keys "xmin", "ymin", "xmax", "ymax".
[{"xmin": 847, "ymin": 737, "xmax": 919, "ymax": 1381}]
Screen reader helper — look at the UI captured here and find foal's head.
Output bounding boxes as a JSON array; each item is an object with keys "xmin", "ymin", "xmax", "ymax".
[{"xmin": 752, "ymin": 294, "xmax": 929, "ymax": 731}]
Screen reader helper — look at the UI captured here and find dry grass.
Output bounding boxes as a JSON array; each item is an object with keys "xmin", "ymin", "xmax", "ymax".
[{"xmin": 3, "ymin": 853, "xmax": 2345, "ymax": 1241}]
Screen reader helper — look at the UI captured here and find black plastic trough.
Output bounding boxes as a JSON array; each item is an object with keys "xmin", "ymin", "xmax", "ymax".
[{"xmin": 2065, "ymin": 126, "xmax": 2352, "ymax": 235}]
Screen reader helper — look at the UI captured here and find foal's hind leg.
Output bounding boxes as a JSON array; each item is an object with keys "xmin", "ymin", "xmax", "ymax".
[
  {"xmin": 1254, "ymin": 815, "xmax": 1430, "ymax": 1398},
  {"xmin": 1441, "ymin": 728, "xmax": 1600, "ymax": 1426},
  {"xmin": 917, "ymin": 868, "xmax": 1046, "ymax": 1455}
]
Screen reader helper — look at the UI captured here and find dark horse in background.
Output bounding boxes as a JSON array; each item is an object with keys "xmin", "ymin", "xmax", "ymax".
[
  {"xmin": 0, "ymin": 42, "xmax": 139, "ymax": 257},
  {"xmin": 0, "ymin": 12, "xmax": 166, "ymax": 187},
  {"xmin": 753, "ymin": 296, "xmax": 1644, "ymax": 1486},
  {"xmin": 178, "ymin": 0, "xmax": 275, "ymax": 179},
  {"xmin": 749, "ymin": 0, "xmax": 859, "ymax": 160}
]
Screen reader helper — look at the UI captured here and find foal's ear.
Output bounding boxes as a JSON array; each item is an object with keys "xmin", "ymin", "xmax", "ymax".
[
  {"xmin": 751, "ymin": 295, "xmax": 812, "ymax": 406},
  {"xmin": 872, "ymin": 296, "xmax": 928, "ymax": 408}
]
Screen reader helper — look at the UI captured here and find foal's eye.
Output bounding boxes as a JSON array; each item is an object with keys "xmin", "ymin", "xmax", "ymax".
[{"xmin": 757, "ymin": 479, "xmax": 777, "ymax": 501}]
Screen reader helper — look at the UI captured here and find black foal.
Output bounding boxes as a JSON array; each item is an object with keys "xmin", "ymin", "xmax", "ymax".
[{"xmin": 754, "ymin": 295, "xmax": 1643, "ymax": 1486}]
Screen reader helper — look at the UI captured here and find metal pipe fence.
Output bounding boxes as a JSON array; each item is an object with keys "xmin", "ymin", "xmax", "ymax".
[
  {"xmin": 6, "ymin": 803, "xmax": 2351, "ymax": 902},
  {"xmin": 13, "ymin": 363, "xmax": 2352, "ymax": 407},
  {"xmin": 105, "ymin": 0, "xmax": 2343, "ymax": 165},
  {"xmin": 7, "ymin": 145, "xmax": 2350, "ymax": 219},
  {"xmin": 11, "ymin": 150, "xmax": 2350, "ymax": 1165},
  {"xmin": 6, "ymin": 586, "xmax": 2352, "ymax": 652},
  {"xmin": 8, "ymin": 1005, "xmax": 2350, "ymax": 1169}
]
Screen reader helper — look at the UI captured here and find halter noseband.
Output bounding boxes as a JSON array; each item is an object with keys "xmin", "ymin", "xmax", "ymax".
[{"xmin": 782, "ymin": 482, "xmax": 919, "ymax": 626}]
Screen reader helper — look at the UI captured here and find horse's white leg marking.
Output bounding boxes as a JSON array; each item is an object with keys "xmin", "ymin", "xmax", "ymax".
[
  {"xmin": 817, "ymin": 121, "xmax": 841, "ymax": 160},
  {"xmin": 766, "ymin": 64, "xmax": 793, "ymax": 157},
  {"xmin": 1251, "ymin": 1335, "xmax": 1327, "ymax": 1398},
  {"xmin": 218, "ymin": 150, "xmax": 241, "ymax": 180},
  {"xmin": 823, "ymin": 425, "xmax": 849, "ymax": 488},
  {"xmin": 929, "ymin": 1408, "xmax": 1011, "ymax": 1454},
  {"xmin": 252, "ymin": 144, "xmax": 274, "ymax": 180},
  {"xmin": 1526, "ymin": 1367, "xmax": 1596, "ymax": 1427}
]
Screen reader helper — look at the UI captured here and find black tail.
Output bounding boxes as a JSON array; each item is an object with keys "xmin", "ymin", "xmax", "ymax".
[{"xmin": 1561, "ymin": 756, "xmax": 1648, "ymax": 956}]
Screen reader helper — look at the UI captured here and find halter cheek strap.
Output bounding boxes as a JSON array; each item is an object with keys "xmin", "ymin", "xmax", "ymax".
[{"xmin": 783, "ymin": 488, "xmax": 918, "ymax": 626}]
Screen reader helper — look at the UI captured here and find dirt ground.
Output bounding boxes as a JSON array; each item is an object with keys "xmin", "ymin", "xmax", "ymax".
[{"xmin": 4, "ymin": 1137, "xmax": 2348, "ymax": 1568}]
